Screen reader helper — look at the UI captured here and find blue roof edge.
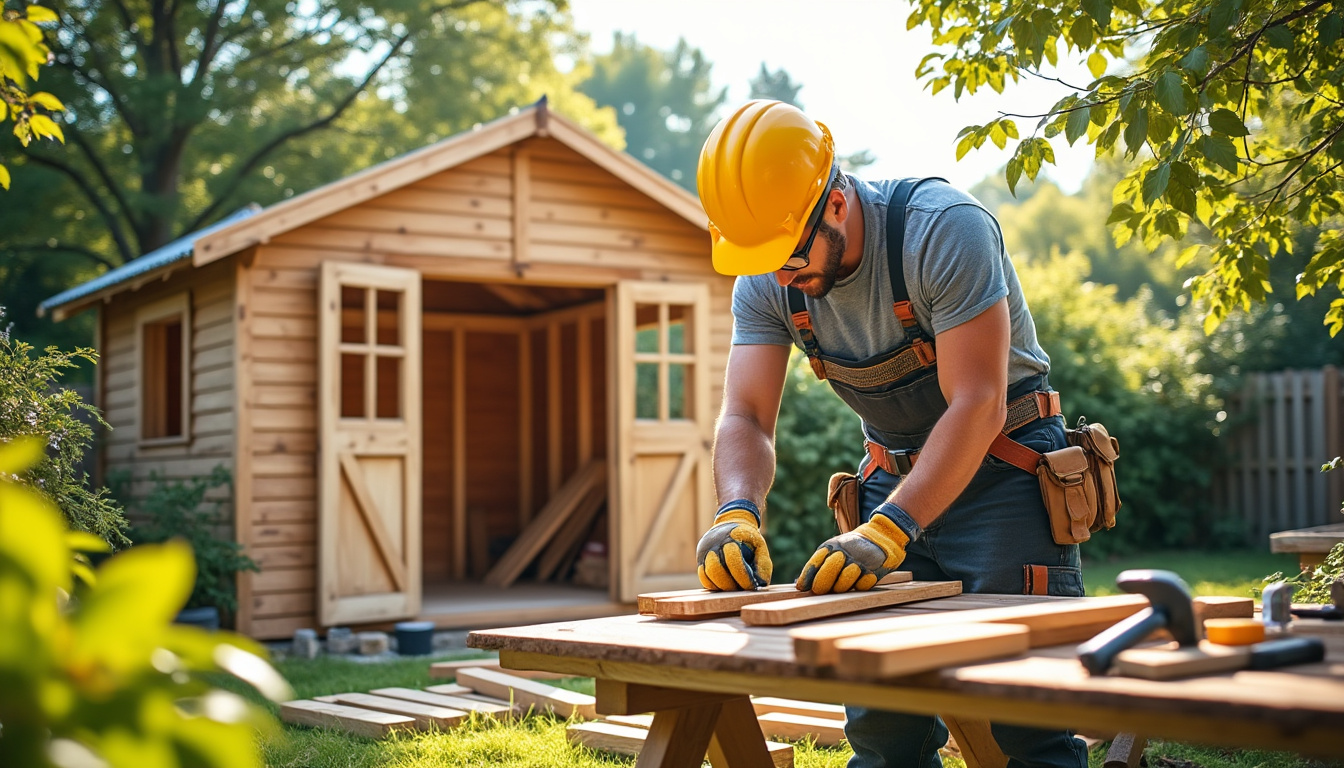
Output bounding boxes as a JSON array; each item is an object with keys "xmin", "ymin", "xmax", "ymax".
[{"xmin": 38, "ymin": 204, "xmax": 263, "ymax": 318}]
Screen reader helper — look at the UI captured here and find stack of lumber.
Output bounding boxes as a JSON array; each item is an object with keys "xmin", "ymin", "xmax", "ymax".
[{"xmin": 279, "ymin": 666, "xmax": 594, "ymax": 737}]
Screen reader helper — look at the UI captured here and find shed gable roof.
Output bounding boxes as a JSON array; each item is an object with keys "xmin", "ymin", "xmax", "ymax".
[{"xmin": 192, "ymin": 100, "xmax": 708, "ymax": 267}]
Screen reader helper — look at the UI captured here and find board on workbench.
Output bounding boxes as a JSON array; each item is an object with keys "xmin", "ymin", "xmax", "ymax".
[{"xmin": 640, "ymin": 571, "xmax": 913, "ymax": 618}]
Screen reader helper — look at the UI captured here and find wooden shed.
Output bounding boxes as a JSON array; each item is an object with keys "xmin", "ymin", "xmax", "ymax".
[{"xmin": 41, "ymin": 102, "xmax": 734, "ymax": 639}]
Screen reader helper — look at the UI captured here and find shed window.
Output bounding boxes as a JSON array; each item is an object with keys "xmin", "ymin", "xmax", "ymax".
[{"xmin": 137, "ymin": 294, "xmax": 191, "ymax": 443}]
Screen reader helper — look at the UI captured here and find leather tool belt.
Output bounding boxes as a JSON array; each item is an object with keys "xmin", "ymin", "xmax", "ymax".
[{"xmin": 862, "ymin": 390, "xmax": 1062, "ymax": 480}]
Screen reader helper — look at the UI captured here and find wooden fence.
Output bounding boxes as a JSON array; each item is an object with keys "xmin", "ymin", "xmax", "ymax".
[{"xmin": 1217, "ymin": 366, "xmax": 1344, "ymax": 542}]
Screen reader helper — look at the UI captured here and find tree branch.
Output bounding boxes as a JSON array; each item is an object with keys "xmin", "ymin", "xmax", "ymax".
[
  {"xmin": 1199, "ymin": 0, "xmax": 1330, "ymax": 89},
  {"xmin": 65, "ymin": 126, "xmax": 138, "ymax": 231},
  {"xmin": 2, "ymin": 242, "xmax": 119, "ymax": 271},
  {"xmin": 18, "ymin": 151, "xmax": 137, "ymax": 264},
  {"xmin": 193, "ymin": 0, "xmax": 236, "ymax": 85}
]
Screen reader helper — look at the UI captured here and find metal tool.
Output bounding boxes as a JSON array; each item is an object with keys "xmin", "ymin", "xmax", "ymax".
[
  {"xmin": 1077, "ymin": 569, "xmax": 1196, "ymax": 676},
  {"xmin": 1261, "ymin": 582, "xmax": 1294, "ymax": 630}
]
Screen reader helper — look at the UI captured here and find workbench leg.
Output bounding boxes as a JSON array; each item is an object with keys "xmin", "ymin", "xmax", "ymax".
[
  {"xmin": 637, "ymin": 701, "xmax": 723, "ymax": 768},
  {"xmin": 942, "ymin": 714, "xmax": 1008, "ymax": 768},
  {"xmin": 707, "ymin": 696, "xmax": 775, "ymax": 768},
  {"xmin": 1103, "ymin": 732, "xmax": 1146, "ymax": 768}
]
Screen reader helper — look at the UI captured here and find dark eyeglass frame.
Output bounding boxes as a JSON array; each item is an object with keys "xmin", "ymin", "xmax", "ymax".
[{"xmin": 779, "ymin": 163, "xmax": 840, "ymax": 272}]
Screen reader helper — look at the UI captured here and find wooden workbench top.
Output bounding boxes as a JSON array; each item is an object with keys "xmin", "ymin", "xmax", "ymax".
[{"xmin": 468, "ymin": 594, "xmax": 1344, "ymax": 755}]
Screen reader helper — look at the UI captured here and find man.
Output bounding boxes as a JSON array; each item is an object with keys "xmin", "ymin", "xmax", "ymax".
[{"xmin": 693, "ymin": 99, "xmax": 1087, "ymax": 768}]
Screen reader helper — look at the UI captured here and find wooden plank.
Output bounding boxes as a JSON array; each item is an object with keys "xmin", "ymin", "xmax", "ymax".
[
  {"xmin": 547, "ymin": 321, "xmax": 561, "ymax": 495},
  {"xmin": 279, "ymin": 700, "xmax": 415, "ymax": 737},
  {"xmin": 338, "ymin": 452, "xmax": 408, "ymax": 591},
  {"xmin": 512, "ymin": 146, "xmax": 530, "ymax": 270},
  {"xmin": 756, "ymin": 712, "xmax": 847, "ymax": 747},
  {"xmin": 577, "ymin": 315, "xmax": 592, "ymax": 464},
  {"xmin": 453, "ymin": 326, "xmax": 466, "ymax": 580},
  {"xmin": 792, "ymin": 594, "xmax": 1150, "ymax": 667},
  {"xmin": 482, "ymin": 460, "xmax": 605, "ymax": 588},
  {"xmin": 634, "ymin": 570, "xmax": 915, "ymax": 614},
  {"xmin": 454, "ymin": 667, "xmax": 596, "ymax": 719},
  {"xmin": 423, "ymin": 683, "xmax": 475, "ymax": 696},
  {"xmin": 1192, "ymin": 596, "xmax": 1254, "ymax": 625},
  {"xmin": 834, "ymin": 623, "xmax": 1031, "ymax": 680},
  {"xmin": 368, "ymin": 687, "xmax": 512, "ymax": 717},
  {"xmin": 649, "ymin": 573, "xmax": 917, "ymax": 619},
  {"xmin": 535, "ymin": 484, "xmax": 605, "ymax": 581},
  {"xmin": 741, "ymin": 581, "xmax": 964, "ymax": 627},
  {"xmin": 429, "ymin": 659, "xmax": 576, "ymax": 681},
  {"xmin": 518, "ymin": 330, "xmax": 532, "ymax": 526},
  {"xmin": 1112, "ymin": 643, "xmax": 1252, "ymax": 681},
  {"xmin": 330, "ymin": 693, "xmax": 468, "ymax": 728},
  {"xmin": 750, "ymin": 698, "xmax": 845, "ymax": 721}
]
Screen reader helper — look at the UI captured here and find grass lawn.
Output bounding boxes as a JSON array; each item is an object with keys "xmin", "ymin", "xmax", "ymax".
[{"xmin": 231, "ymin": 550, "xmax": 1331, "ymax": 768}]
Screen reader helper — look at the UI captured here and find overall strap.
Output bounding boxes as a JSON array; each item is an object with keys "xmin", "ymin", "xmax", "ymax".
[
  {"xmin": 886, "ymin": 177, "xmax": 947, "ymax": 357},
  {"xmin": 787, "ymin": 287, "xmax": 827, "ymax": 380}
]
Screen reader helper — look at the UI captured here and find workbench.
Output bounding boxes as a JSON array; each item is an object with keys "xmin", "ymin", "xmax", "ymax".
[
  {"xmin": 468, "ymin": 594, "xmax": 1344, "ymax": 766},
  {"xmin": 1270, "ymin": 522, "xmax": 1344, "ymax": 571}
]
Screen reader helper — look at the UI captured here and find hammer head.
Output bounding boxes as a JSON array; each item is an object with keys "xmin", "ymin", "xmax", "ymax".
[{"xmin": 1117, "ymin": 569, "xmax": 1197, "ymax": 645}]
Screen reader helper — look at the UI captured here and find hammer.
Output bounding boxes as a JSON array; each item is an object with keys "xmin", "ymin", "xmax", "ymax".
[{"xmin": 1077, "ymin": 569, "xmax": 1197, "ymax": 675}]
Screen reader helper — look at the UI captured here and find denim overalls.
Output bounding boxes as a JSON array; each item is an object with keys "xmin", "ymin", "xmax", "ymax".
[{"xmin": 788, "ymin": 179, "xmax": 1086, "ymax": 768}]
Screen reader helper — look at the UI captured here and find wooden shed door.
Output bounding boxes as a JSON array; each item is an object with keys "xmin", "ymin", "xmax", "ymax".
[
  {"xmin": 318, "ymin": 263, "xmax": 422, "ymax": 625},
  {"xmin": 612, "ymin": 280, "xmax": 715, "ymax": 602}
]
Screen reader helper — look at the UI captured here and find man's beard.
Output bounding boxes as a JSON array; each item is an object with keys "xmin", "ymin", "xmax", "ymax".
[{"xmin": 793, "ymin": 221, "xmax": 847, "ymax": 299}]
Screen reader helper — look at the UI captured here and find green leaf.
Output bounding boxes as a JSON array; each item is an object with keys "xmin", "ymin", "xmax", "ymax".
[
  {"xmin": 956, "ymin": 133, "xmax": 976, "ymax": 161},
  {"xmin": 1002, "ymin": 120, "xmax": 1019, "ymax": 140},
  {"xmin": 1006, "ymin": 158, "xmax": 1023, "ymax": 196},
  {"xmin": 1208, "ymin": 108, "xmax": 1250, "ymax": 136},
  {"xmin": 1142, "ymin": 162, "xmax": 1171, "ymax": 205},
  {"xmin": 1209, "ymin": 0, "xmax": 1241, "ymax": 34},
  {"xmin": 1082, "ymin": 0, "xmax": 1111, "ymax": 28},
  {"xmin": 1263, "ymin": 24, "xmax": 1292, "ymax": 50},
  {"xmin": 1321, "ymin": 12, "xmax": 1343, "ymax": 46},
  {"xmin": 1165, "ymin": 178, "xmax": 1197, "ymax": 216},
  {"xmin": 67, "ymin": 530, "xmax": 111, "ymax": 553},
  {"xmin": 1087, "ymin": 51, "xmax": 1108, "ymax": 78},
  {"xmin": 1179, "ymin": 46, "xmax": 1210, "ymax": 75},
  {"xmin": 1198, "ymin": 134, "xmax": 1240, "ymax": 172},
  {"xmin": 1106, "ymin": 202, "xmax": 1136, "ymax": 224},
  {"xmin": 1176, "ymin": 245, "xmax": 1203, "ymax": 268},
  {"xmin": 1066, "ymin": 106, "xmax": 1091, "ymax": 145},
  {"xmin": 73, "ymin": 540, "xmax": 195, "ymax": 672},
  {"xmin": 1154, "ymin": 71, "xmax": 1192, "ymax": 116},
  {"xmin": 0, "ymin": 163, "xmax": 9, "ymax": 190},
  {"xmin": 28, "ymin": 91, "xmax": 63, "ymax": 111},
  {"xmin": 990, "ymin": 121, "xmax": 1008, "ymax": 149},
  {"xmin": 1123, "ymin": 108, "xmax": 1149, "ymax": 155},
  {"xmin": 1070, "ymin": 16, "xmax": 1095, "ymax": 49},
  {"xmin": 29, "ymin": 114, "xmax": 64, "ymax": 143}
]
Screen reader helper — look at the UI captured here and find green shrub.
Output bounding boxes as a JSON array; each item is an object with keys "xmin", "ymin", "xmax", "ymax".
[
  {"xmin": 0, "ymin": 437, "xmax": 291, "ymax": 768},
  {"xmin": 766, "ymin": 352, "xmax": 865, "ymax": 581},
  {"xmin": 123, "ymin": 466, "xmax": 258, "ymax": 618},
  {"xmin": 0, "ymin": 307, "xmax": 127, "ymax": 545}
]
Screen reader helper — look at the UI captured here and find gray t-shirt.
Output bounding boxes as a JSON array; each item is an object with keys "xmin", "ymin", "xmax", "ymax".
[{"xmin": 731, "ymin": 176, "xmax": 1050, "ymax": 385}]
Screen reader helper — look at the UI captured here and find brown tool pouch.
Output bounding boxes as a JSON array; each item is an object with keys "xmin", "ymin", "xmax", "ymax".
[
  {"xmin": 1037, "ymin": 446, "xmax": 1098, "ymax": 544},
  {"xmin": 1036, "ymin": 420, "xmax": 1122, "ymax": 544},
  {"xmin": 827, "ymin": 472, "xmax": 861, "ymax": 534},
  {"xmin": 1070, "ymin": 421, "xmax": 1121, "ymax": 532}
]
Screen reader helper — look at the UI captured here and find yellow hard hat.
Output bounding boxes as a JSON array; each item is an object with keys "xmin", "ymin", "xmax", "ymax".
[{"xmin": 697, "ymin": 100, "xmax": 836, "ymax": 276}]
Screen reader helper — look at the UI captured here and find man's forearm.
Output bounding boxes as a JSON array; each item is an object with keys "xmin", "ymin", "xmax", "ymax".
[
  {"xmin": 712, "ymin": 412, "xmax": 777, "ymax": 511},
  {"xmin": 887, "ymin": 394, "xmax": 1005, "ymax": 528}
]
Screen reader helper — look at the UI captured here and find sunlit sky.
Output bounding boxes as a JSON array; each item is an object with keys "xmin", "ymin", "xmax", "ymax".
[{"xmin": 567, "ymin": 0, "xmax": 1100, "ymax": 193}]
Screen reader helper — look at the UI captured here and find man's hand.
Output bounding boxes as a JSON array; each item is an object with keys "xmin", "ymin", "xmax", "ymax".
[
  {"xmin": 696, "ymin": 500, "xmax": 773, "ymax": 590},
  {"xmin": 795, "ymin": 502, "xmax": 921, "ymax": 594}
]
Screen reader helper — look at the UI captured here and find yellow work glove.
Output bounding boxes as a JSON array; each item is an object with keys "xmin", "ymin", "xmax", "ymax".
[
  {"xmin": 696, "ymin": 500, "xmax": 773, "ymax": 591},
  {"xmin": 795, "ymin": 501, "xmax": 921, "ymax": 594}
]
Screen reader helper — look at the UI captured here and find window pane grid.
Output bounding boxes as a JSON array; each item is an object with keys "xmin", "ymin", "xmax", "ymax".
[
  {"xmin": 339, "ymin": 284, "xmax": 405, "ymax": 422},
  {"xmin": 632, "ymin": 301, "xmax": 695, "ymax": 423}
]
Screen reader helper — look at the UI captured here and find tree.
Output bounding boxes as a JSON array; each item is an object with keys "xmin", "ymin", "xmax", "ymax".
[
  {"xmin": 579, "ymin": 33, "xmax": 725, "ymax": 190},
  {"xmin": 0, "ymin": 3, "xmax": 63, "ymax": 189},
  {"xmin": 912, "ymin": 0, "xmax": 1344, "ymax": 334},
  {"xmin": 1, "ymin": 1, "xmax": 620, "ymax": 350},
  {"xmin": 2, "ymin": 1, "xmax": 619, "ymax": 264}
]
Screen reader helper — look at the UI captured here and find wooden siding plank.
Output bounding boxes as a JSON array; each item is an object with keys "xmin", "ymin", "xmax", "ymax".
[
  {"xmin": 253, "ymin": 567, "xmax": 316, "ymax": 592},
  {"xmin": 357, "ymin": 187, "xmax": 512, "ymax": 218},
  {"xmin": 313, "ymin": 207, "xmax": 512, "ymax": 239},
  {"xmin": 271, "ymin": 227, "xmax": 513, "ymax": 260},
  {"xmin": 252, "ymin": 499, "xmax": 317, "ymax": 523}
]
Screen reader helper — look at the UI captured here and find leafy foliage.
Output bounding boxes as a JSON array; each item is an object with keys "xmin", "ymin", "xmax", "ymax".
[
  {"xmin": 0, "ymin": 436, "xmax": 292, "ymax": 768},
  {"xmin": 1262, "ymin": 540, "xmax": 1343, "ymax": 605},
  {"xmin": 765, "ymin": 352, "xmax": 865, "ymax": 580},
  {"xmin": 122, "ymin": 466, "xmax": 258, "ymax": 618},
  {"xmin": 0, "ymin": 3, "xmax": 63, "ymax": 190},
  {"xmin": 1017, "ymin": 252, "xmax": 1236, "ymax": 554},
  {"xmin": 579, "ymin": 33, "xmax": 726, "ymax": 190},
  {"xmin": 912, "ymin": 0, "xmax": 1344, "ymax": 333},
  {"xmin": 0, "ymin": 306, "xmax": 126, "ymax": 544}
]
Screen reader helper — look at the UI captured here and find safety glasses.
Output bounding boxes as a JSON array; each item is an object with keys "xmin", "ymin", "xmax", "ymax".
[{"xmin": 778, "ymin": 164, "xmax": 839, "ymax": 272}]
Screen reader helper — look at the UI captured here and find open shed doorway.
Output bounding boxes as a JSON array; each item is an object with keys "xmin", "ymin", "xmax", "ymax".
[{"xmin": 419, "ymin": 278, "xmax": 620, "ymax": 627}]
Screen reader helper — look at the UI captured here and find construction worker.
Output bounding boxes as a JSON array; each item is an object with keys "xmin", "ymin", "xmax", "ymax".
[{"xmin": 694, "ymin": 100, "xmax": 1087, "ymax": 768}]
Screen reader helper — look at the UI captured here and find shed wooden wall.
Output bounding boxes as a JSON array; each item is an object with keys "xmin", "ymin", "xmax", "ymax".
[
  {"xmin": 101, "ymin": 259, "xmax": 237, "ymax": 519},
  {"xmin": 234, "ymin": 135, "xmax": 731, "ymax": 639}
]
